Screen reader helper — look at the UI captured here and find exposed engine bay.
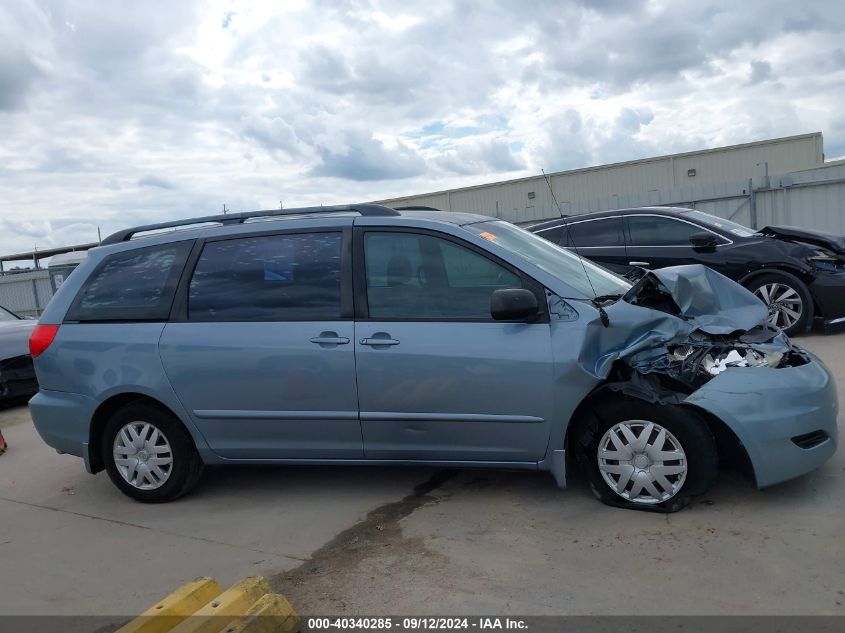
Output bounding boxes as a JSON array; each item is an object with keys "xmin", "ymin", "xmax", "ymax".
[
  {"xmin": 586, "ymin": 264, "xmax": 812, "ymax": 403},
  {"xmin": 674, "ymin": 330, "xmax": 806, "ymax": 375},
  {"xmin": 634, "ymin": 326, "xmax": 810, "ymax": 389}
]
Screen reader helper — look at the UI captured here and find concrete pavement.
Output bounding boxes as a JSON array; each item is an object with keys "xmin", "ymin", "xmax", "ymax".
[{"xmin": 0, "ymin": 414, "xmax": 434, "ymax": 615}]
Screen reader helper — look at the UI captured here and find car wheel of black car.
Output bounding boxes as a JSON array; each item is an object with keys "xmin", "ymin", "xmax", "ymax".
[
  {"xmin": 102, "ymin": 401, "xmax": 204, "ymax": 503},
  {"xmin": 744, "ymin": 272, "xmax": 812, "ymax": 336},
  {"xmin": 575, "ymin": 399, "xmax": 718, "ymax": 513}
]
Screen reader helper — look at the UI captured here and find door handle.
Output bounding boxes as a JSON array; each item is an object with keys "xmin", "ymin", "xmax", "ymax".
[
  {"xmin": 360, "ymin": 336, "xmax": 400, "ymax": 346},
  {"xmin": 310, "ymin": 332, "xmax": 350, "ymax": 346},
  {"xmin": 628, "ymin": 261, "xmax": 651, "ymax": 267}
]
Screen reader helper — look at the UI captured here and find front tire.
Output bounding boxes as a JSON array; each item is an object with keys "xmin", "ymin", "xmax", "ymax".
[
  {"xmin": 101, "ymin": 401, "xmax": 204, "ymax": 503},
  {"xmin": 575, "ymin": 399, "xmax": 718, "ymax": 512},
  {"xmin": 745, "ymin": 271, "xmax": 812, "ymax": 336}
]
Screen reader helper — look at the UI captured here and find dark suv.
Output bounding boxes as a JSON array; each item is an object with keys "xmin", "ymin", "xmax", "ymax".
[{"xmin": 530, "ymin": 206, "xmax": 845, "ymax": 336}]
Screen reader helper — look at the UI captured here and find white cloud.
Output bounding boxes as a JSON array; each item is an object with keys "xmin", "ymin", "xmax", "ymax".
[
  {"xmin": 747, "ymin": 60, "xmax": 773, "ymax": 85},
  {"xmin": 0, "ymin": 0, "xmax": 844, "ymax": 255}
]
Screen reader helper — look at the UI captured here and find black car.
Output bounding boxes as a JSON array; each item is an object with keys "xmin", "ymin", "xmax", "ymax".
[
  {"xmin": 529, "ymin": 206, "xmax": 845, "ymax": 336},
  {"xmin": 0, "ymin": 304, "xmax": 38, "ymax": 401}
]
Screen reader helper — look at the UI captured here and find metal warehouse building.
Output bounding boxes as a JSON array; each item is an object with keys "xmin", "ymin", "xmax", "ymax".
[{"xmin": 376, "ymin": 132, "xmax": 845, "ymax": 234}]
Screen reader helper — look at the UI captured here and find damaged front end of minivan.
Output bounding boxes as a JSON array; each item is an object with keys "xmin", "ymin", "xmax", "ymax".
[
  {"xmin": 568, "ymin": 264, "xmax": 837, "ymax": 504},
  {"xmin": 600, "ymin": 265, "xmax": 812, "ymax": 401}
]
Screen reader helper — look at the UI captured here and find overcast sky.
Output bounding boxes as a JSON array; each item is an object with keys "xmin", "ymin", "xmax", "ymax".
[{"xmin": 2, "ymin": 0, "xmax": 845, "ymax": 258}]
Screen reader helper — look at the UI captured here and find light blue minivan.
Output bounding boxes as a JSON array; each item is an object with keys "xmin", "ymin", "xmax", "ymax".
[{"xmin": 28, "ymin": 205, "xmax": 837, "ymax": 511}]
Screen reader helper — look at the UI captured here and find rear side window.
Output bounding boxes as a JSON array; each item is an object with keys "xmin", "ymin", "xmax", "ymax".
[
  {"xmin": 188, "ymin": 232, "xmax": 342, "ymax": 321},
  {"xmin": 562, "ymin": 218, "xmax": 624, "ymax": 247},
  {"xmin": 534, "ymin": 226, "xmax": 567, "ymax": 245},
  {"xmin": 66, "ymin": 241, "xmax": 192, "ymax": 322}
]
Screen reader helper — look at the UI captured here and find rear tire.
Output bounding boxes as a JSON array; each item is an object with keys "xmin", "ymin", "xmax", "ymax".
[
  {"xmin": 574, "ymin": 398, "xmax": 718, "ymax": 513},
  {"xmin": 101, "ymin": 401, "xmax": 204, "ymax": 503},
  {"xmin": 744, "ymin": 271, "xmax": 812, "ymax": 336}
]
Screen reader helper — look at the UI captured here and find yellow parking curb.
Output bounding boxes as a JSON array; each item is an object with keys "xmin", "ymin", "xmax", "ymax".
[
  {"xmin": 116, "ymin": 576, "xmax": 300, "ymax": 633},
  {"xmin": 116, "ymin": 577, "xmax": 223, "ymax": 633},
  {"xmin": 219, "ymin": 593, "xmax": 300, "ymax": 633}
]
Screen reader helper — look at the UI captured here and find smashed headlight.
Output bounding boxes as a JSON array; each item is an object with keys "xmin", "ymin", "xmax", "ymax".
[
  {"xmin": 671, "ymin": 344, "xmax": 783, "ymax": 377},
  {"xmin": 808, "ymin": 248, "xmax": 845, "ymax": 273},
  {"xmin": 625, "ymin": 325, "xmax": 810, "ymax": 393},
  {"xmin": 593, "ymin": 265, "xmax": 815, "ymax": 404}
]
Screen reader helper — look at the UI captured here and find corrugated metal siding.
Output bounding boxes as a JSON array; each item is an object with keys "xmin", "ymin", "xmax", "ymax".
[
  {"xmin": 376, "ymin": 133, "xmax": 825, "ymax": 224},
  {"xmin": 0, "ymin": 270, "xmax": 52, "ymax": 318},
  {"xmin": 755, "ymin": 166, "xmax": 845, "ymax": 233},
  {"xmin": 394, "ymin": 193, "xmax": 451, "ymax": 210},
  {"xmin": 671, "ymin": 136, "xmax": 822, "ymax": 187}
]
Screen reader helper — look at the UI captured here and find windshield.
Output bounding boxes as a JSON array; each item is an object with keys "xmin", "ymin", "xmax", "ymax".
[
  {"xmin": 0, "ymin": 306, "xmax": 19, "ymax": 321},
  {"xmin": 681, "ymin": 209, "xmax": 756, "ymax": 238},
  {"xmin": 466, "ymin": 220, "xmax": 631, "ymax": 298}
]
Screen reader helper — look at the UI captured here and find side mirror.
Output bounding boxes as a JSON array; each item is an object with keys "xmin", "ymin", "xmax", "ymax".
[
  {"xmin": 491, "ymin": 288, "xmax": 539, "ymax": 321},
  {"xmin": 689, "ymin": 231, "xmax": 718, "ymax": 249}
]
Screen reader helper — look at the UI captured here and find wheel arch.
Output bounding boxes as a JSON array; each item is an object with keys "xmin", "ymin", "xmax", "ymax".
[
  {"xmin": 565, "ymin": 381, "xmax": 755, "ymax": 486},
  {"xmin": 738, "ymin": 265, "xmax": 814, "ymax": 288},
  {"xmin": 681, "ymin": 404, "xmax": 756, "ymax": 484},
  {"xmin": 564, "ymin": 386, "xmax": 609, "ymax": 456},
  {"xmin": 563, "ymin": 383, "xmax": 634, "ymax": 472},
  {"xmin": 88, "ymin": 393, "xmax": 193, "ymax": 473}
]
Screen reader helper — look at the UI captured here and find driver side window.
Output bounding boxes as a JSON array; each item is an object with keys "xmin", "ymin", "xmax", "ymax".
[
  {"xmin": 364, "ymin": 232, "xmax": 523, "ymax": 319},
  {"xmin": 627, "ymin": 216, "xmax": 727, "ymax": 246}
]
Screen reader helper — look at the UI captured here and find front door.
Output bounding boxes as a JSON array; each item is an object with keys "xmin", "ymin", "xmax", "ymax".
[
  {"xmin": 353, "ymin": 228, "xmax": 554, "ymax": 462},
  {"xmin": 624, "ymin": 214, "xmax": 730, "ymax": 274},
  {"xmin": 159, "ymin": 228, "xmax": 362, "ymax": 459}
]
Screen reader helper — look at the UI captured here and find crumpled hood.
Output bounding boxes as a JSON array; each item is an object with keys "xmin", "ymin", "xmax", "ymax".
[
  {"xmin": 577, "ymin": 264, "xmax": 773, "ymax": 379},
  {"xmin": 759, "ymin": 225, "xmax": 845, "ymax": 255},
  {"xmin": 579, "ymin": 300, "xmax": 692, "ymax": 379},
  {"xmin": 643, "ymin": 264, "xmax": 768, "ymax": 334}
]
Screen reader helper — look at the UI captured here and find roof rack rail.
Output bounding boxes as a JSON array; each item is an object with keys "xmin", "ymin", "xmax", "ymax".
[
  {"xmin": 101, "ymin": 204, "xmax": 400, "ymax": 245},
  {"xmin": 392, "ymin": 205, "xmax": 443, "ymax": 211}
]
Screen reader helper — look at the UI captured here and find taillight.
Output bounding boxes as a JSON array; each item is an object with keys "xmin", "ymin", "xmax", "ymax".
[{"xmin": 29, "ymin": 324, "xmax": 60, "ymax": 359}]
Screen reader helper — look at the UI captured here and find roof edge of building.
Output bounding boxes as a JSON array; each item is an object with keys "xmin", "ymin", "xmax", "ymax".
[{"xmin": 374, "ymin": 131, "xmax": 824, "ymax": 205}]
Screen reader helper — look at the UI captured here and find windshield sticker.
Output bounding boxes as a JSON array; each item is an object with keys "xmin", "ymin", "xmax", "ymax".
[{"xmin": 479, "ymin": 231, "xmax": 497, "ymax": 241}]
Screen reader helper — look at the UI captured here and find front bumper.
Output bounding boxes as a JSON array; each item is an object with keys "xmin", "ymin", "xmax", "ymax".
[
  {"xmin": 809, "ymin": 271, "xmax": 845, "ymax": 326},
  {"xmin": 29, "ymin": 389, "xmax": 98, "ymax": 471},
  {"xmin": 685, "ymin": 353, "xmax": 838, "ymax": 488}
]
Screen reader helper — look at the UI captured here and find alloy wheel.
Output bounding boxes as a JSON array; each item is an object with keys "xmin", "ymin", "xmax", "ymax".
[
  {"xmin": 113, "ymin": 421, "xmax": 173, "ymax": 490},
  {"xmin": 597, "ymin": 420, "xmax": 687, "ymax": 504},
  {"xmin": 753, "ymin": 282, "xmax": 803, "ymax": 330}
]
